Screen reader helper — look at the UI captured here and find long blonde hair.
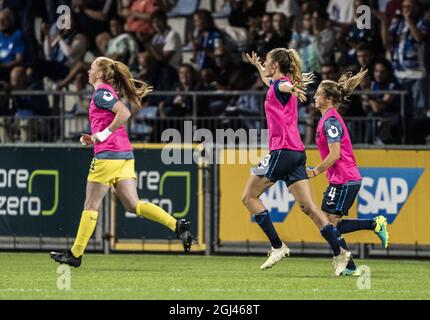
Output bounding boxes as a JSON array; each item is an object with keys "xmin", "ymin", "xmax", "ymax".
[
  {"xmin": 319, "ymin": 68, "xmax": 368, "ymax": 105},
  {"xmin": 268, "ymin": 48, "xmax": 315, "ymax": 90},
  {"xmin": 95, "ymin": 57, "xmax": 152, "ymax": 108}
]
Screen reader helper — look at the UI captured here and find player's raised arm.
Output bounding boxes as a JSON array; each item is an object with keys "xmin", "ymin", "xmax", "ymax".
[
  {"xmin": 277, "ymin": 82, "xmax": 308, "ymax": 103},
  {"xmin": 245, "ymin": 51, "xmax": 271, "ymax": 87}
]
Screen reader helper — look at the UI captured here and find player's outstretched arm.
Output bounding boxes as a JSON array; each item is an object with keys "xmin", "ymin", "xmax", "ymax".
[
  {"xmin": 245, "ymin": 51, "xmax": 271, "ymax": 87},
  {"xmin": 278, "ymin": 82, "xmax": 308, "ymax": 103}
]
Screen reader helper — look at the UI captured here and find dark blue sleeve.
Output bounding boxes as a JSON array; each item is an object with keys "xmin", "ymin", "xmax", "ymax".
[
  {"xmin": 274, "ymin": 80, "xmax": 292, "ymax": 106},
  {"xmin": 324, "ymin": 117, "xmax": 343, "ymax": 144},
  {"xmin": 93, "ymin": 89, "xmax": 118, "ymax": 111}
]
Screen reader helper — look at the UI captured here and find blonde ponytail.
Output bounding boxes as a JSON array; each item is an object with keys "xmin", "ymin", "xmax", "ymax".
[
  {"xmin": 337, "ymin": 68, "xmax": 368, "ymax": 103},
  {"xmin": 319, "ymin": 68, "xmax": 368, "ymax": 105}
]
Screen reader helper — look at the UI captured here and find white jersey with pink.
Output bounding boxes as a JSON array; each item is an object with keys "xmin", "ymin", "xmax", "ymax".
[{"xmin": 89, "ymin": 83, "xmax": 133, "ymax": 158}]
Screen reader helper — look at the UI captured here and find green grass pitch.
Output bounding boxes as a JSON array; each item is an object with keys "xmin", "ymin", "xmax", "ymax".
[{"xmin": 0, "ymin": 252, "xmax": 429, "ymax": 300}]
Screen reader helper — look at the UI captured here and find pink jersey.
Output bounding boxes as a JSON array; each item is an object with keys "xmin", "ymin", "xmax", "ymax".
[
  {"xmin": 89, "ymin": 83, "xmax": 133, "ymax": 156},
  {"xmin": 265, "ymin": 76, "xmax": 305, "ymax": 152},
  {"xmin": 316, "ymin": 107, "xmax": 361, "ymax": 185}
]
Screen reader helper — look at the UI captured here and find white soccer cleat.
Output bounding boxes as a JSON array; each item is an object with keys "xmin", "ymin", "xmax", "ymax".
[
  {"xmin": 260, "ymin": 242, "xmax": 290, "ymax": 270},
  {"xmin": 332, "ymin": 248, "xmax": 352, "ymax": 276}
]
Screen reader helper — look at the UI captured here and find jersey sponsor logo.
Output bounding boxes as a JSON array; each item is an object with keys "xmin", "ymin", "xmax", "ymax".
[
  {"xmin": 357, "ymin": 168, "xmax": 424, "ymax": 224},
  {"xmin": 254, "ymin": 181, "xmax": 295, "ymax": 223}
]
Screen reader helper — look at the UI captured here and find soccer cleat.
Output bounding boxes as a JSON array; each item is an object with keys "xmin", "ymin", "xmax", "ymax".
[
  {"xmin": 176, "ymin": 219, "xmax": 193, "ymax": 253},
  {"xmin": 341, "ymin": 267, "xmax": 362, "ymax": 276},
  {"xmin": 260, "ymin": 242, "xmax": 290, "ymax": 270},
  {"xmin": 333, "ymin": 248, "xmax": 352, "ymax": 276},
  {"xmin": 49, "ymin": 250, "xmax": 82, "ymax": 268},
  {"xmin": 373, "ymin": 215, "xmax": 389, "ymax": 249}
]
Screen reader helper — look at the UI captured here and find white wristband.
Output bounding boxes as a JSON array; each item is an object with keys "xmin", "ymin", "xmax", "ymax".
[{"xmin": 92, "ymin": 127, "xmax": 112, "ymax": 143}]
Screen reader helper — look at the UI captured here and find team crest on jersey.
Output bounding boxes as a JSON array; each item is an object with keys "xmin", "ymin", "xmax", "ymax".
[
  {"xmin": 327, "ymin": 125, "xmax": 340, "ymax": 138},
  {"xmin": 103, "ymin": 91, "xmax": 114, "ymax": 101}
]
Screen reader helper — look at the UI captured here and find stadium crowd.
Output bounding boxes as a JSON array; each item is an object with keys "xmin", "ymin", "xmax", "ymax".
[{"xmin": 0, "ymin": 0, "xmax": 430, "ymax": 144}]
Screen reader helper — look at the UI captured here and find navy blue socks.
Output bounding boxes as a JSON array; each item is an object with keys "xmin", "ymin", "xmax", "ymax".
[
  {"xmin": 253, "ymin": 210, "xmax": 282, "ymax": 249},
  {"xmin": 337, "ymin": 219, "xmax": 376, "ymax": 234}
]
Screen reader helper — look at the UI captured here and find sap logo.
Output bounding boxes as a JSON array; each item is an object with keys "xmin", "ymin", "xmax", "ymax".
[
  {"xmin": 358, "ymin": 168, "xmax": 424, "ymax": 224},
  {"xmin": 256, "ymin": 181, "xmax": 295, "ymax": 223}
]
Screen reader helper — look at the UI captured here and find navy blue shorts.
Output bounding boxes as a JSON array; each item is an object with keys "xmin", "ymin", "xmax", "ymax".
[
  {"xmin": 321, "ymin": 181, "xmax": 362, "ymax": 216},
  {"xmin": 251, "ymin": 149, "xmax": 308, "ymax": 186}
]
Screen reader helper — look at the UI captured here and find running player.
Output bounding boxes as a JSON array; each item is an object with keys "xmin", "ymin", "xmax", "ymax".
[
  {"xmin": 308, "ymin": 68, "xmax": 389, "ymax": 276},
  {"xmin": 50, "ymin": 57, "xmax": 193, "ymax": 267},
  {"xmin": 243, "ymin": 49, "xmax": 351, "ymax": 276}
]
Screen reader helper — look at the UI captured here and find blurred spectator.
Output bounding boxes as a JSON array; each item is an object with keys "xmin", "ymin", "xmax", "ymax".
[
  {"xmin": 96, "ymin": 17, "xmax": 139, "ymax": 69},
  {"xmin": 265, "ymin": 0, "xmax": 302, "ymax": 31},
  {"xmin": 362, "ymin": 58, "xmax": 404, "ymax": 143},
  {"xmin": 160, "ymin": 63, "xmax": 201, "ymax": 118},
  {"xmin": 33, "ymin": 13, "xmax": 87, "ymax": 86},
  {"xmin": 120, "ymin": 0, "xmax": 165, "ymax": 40},
  {"xmin": 226, "ymin": 64, "xmax": 261, "ymax": 130},
  {"xmin": 0, "ymin": 9, "xmax": 24, "ymax": 81},
  {"xmin": 312, "ymin": 9, "xmax": 337, "ymax": 68},
  {"xmin": 327, "ymin": 0, "xmax": 355, "ymax": 26},
  {"xmin": 381, "ymin": 0, "xmax": 430, "ymax": 116},
  {"xmin": 10, "ymin": 66, "xmax": 50, "ymax": 142},
  {"xmin": 10, "ymin": 66, "xmax": 50, "ymax": 116},
  {"xmin": 320, "ymin": 62, "xmax": 340, "ymax": 81},
  {"xmin": 252, "ymin": 14, "xmax": 280, "ymax": 57},
  {"xmin": 344, "ymin": 0, "xmax": 383, "ymax": 66},
  {"xmin": 227, "ymin": 0, "xmax": 265, "ymax": 29},
  {"xmin": 214, "ymin": 45, "xmax": 235, "ymax": 90},
  {"xmin": 355, "ymin": 42, "xmax": 377, "ymax": 79},
  {"xmin": 72, "ymin": 0, "xmax": 115, "ymax": 49},
  {"xmin": 69, "ymin": 70, "xmax": 91, "ymax": 115},
  {"xmin": 145, "ymin": 10, "xmax": 181, "ymax": 70},
  {"xmin": 2, "ymin": 0, "xmax": 40, "ymax": 66},
  {"xmin": 199, "ymin": 67, "xmax": 229, "ymax": 116},
  {"xmin": 290, "ymin": 10, "xmax": 318, "ymax": 73},
  {"xmin": 188, "ymin": 9, "xmax": 223, "ymax": 71},
  {"xmin": 368, "ymin": 58, "xmax": 403, "ymax": 116},
  {"xmin": 383, "ymin": 0, "xmax": 402, "ymax": 24},
  {"xmin": 272, "ymin": 13, "xmax": 292, "ymax": 48},
  {"xmin": 137, "ymin": 50, "xmax": 177, "ymax": 107}
]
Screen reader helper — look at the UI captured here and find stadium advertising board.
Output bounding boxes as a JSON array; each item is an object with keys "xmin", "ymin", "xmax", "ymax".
[
  {"xmin": 0, "ymin": 147, "xmax": 90, "ymax": 238},
  {"xmin": 112, "ymin": 144, "xmax": 205, "ymax": 252},
  {"xmin": 219, "ymin": 149, "xmax": 430, "ymax": 245}
]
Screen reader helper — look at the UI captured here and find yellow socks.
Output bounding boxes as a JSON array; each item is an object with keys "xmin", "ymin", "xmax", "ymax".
[
  {"xmin": 71, "ymin": 210, "xmax": 98, "ymax": 258},
  {"xmin": 136, "ymin": 201, "xmax": 177, "ymax": 232}
]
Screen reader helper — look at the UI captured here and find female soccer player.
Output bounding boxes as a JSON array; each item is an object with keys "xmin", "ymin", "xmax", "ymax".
[
  {"xmin": 308, "ymin": 68, "xmax": 389, "ymax": 276},
  {"xmin": 243, "ymin": 49, "xmax": 351, "ymax": 276},
  {"xmin": 50, "ymin": 57, "xmax": 193, "ymax": 267}
]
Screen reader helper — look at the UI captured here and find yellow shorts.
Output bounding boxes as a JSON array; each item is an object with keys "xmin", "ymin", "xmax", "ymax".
[{"xmin": 87, "ymin": 158, "xmax": 136, "ymax": 186}]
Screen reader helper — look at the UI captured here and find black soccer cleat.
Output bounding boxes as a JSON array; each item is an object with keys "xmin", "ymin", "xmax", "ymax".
[
  {"xmin": 176, "ymin": 219, "xmax": 193, "ymax": 253},
  {"xmin": 49, "ymin": 250, "xmax": 82, "ymax": 268}
]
